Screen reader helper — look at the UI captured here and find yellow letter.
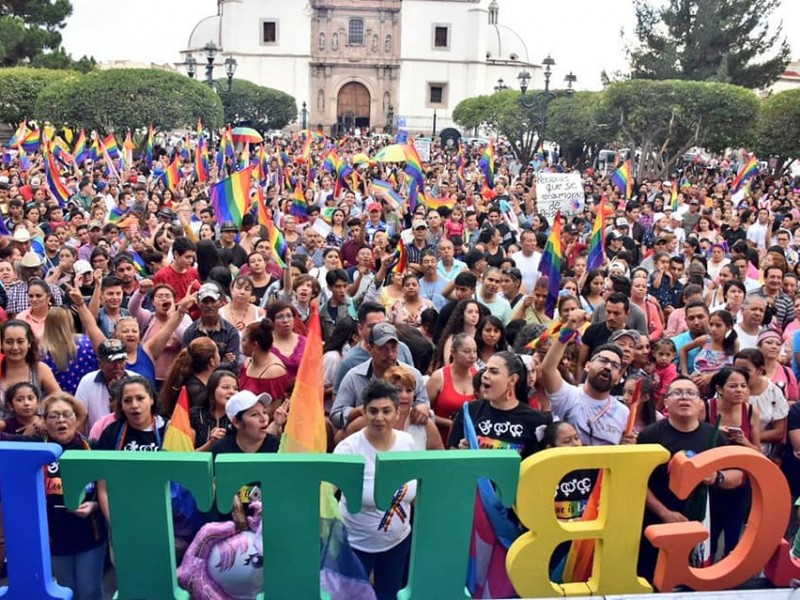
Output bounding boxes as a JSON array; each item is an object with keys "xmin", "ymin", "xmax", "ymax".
[{"xmin": 507, "ymin": 444, "xmax": 669, "ymax": 597}]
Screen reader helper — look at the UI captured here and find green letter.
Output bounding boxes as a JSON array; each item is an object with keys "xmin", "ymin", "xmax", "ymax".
[
  {"xmin": 374, "ymin": 450, "xmax": 520, "ymax": 599},
  {"xmin": 60, "ymin": 451, "xmax": 214, "ymax": 600}
]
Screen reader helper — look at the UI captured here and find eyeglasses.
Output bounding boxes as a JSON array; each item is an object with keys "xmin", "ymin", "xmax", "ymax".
[
  {"xmin": 273, "ymin": 313, "xmax": 294, "ymax": 321},
  {"xmin": 46, "ymin": 411, "xmax": 75, "ymax": 421},
  {"xmin": 593, "ymin": 356, "xmax": 622, "ymax": 371},
  {"xmin": 665, "ymin": 389, "xmax": 701, "ymax": 400}
]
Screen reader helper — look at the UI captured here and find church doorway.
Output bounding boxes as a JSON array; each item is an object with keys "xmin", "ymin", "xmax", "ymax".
[{"xmin": 337, "ymin": 82, "xmax": 370, "ymax": 133}]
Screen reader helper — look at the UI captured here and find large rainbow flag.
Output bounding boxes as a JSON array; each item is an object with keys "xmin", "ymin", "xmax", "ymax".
[
  {"xmin": 73, "ymin": 130, "xmax": 88, "ymax": 166},
  {"xmin": 210, "ymin": 166, "xmax": 254, "ymax": 229},
  {"xmin": 163, "ymin": 387, "xmax": 195, "ymax": 452},
  {"xmin": 586, "ymin": 198, "xmax": 608, "ymax": 272},
  {"xmin": 278, "ymin": 305, "xmax": 376, "ymax": 599},
  {"xmin": 537, "ymin": 214, "xmax": 563, "ymax": 318},
  {"xmin": 161, "ymin": 157, "xmax": 181, "ymax": 192}
]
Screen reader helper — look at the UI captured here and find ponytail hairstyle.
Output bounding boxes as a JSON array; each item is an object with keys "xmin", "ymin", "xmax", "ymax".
[
  {"xmin": 712, "ymin": 309, "xmax": 738, "ymax": 355},
  {"xmin": 493, "ymin": 350, "xmax": 529, "ymax": 404},
  {"xmin": 244, "ymin": 318, "xmax": 275, "ymax": 352},
  {"xmin": 159, "ymin": 337, "xmax": 218, "ymax": 415}
]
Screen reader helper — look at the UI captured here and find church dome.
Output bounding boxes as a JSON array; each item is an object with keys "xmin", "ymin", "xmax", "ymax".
[
  {"xmin": 186, "ymin": 14, "xmax": 221, "ymax": 51},
  {"xmin": 486, "ymin": 23, "xmax": 529, "ymax": 63}
]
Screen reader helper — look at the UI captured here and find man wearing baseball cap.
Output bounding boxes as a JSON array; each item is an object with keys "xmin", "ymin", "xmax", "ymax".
[
  {"xmin": 365, "ymin": 201, "xmax": 391, "ymax": 243},
  {"xmin": 182, "ymin": 282, "xmax": 240, "ymax": 372},
  {"xmin": 331, "ymin": 323, "xmax": 431, "ymax": 430},
  {"xmin": 75, "ymin": 339, "xmax": 136, "ymax": 435},
  {"xmin": 216, "ymin": 221, "xmax": 248, "ymax": 268}
]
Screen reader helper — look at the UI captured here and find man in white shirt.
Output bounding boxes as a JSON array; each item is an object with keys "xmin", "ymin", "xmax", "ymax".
[
  {"xmin": 74, "ymin": 339, "xmax": 135, "ymax": 433},
  {"xmin": 510, "ymin": 229, "xmax": 540, "ymax": 293},
  {"xmin": 746, "ymin": 208, "xmax": 770, "ymax": 251}
]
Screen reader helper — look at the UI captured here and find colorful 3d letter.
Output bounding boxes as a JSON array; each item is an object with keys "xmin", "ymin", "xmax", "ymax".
[
  {"xmin": 214, "ymin": 453, "xmax": 365, "ymax": 600},
  {"xmin": 373, "ymin": 449, "xmax": 520, "ymax": 600},
  {"xmin": 0, "ymin": 442, "xmax": 72, "ymax": 600},
  {"xmin": 645, "ymin": 446, "xmax": 790, "ymax": 592},
  {"xmin": 59, "ymin": 451, "xmax": 214, "ymax": 600},
  {"xmin": 507, "ymin": 444, "xmax": 669, "ymax": 598}
]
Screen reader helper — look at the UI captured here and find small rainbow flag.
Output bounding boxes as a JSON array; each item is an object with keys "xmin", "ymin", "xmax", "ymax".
[
  {"xmin": 20, "ymin": 128, "xmax": 41, "ymax": 153},
  {"xmin": 129, "ymin": 250, "xmax": 148, "ymax": 277},
  {"xmin": 537, "ymin": 213, "xmax": 563, "ymax": 317},
  {"xmin": 265, "ymin": 214, "xmax": 288, "ymax": 268},
  {"xmin": 52, "ymin": 137, "xmax": 74, "ymax": 166},
  {"xmin": 525, "ymin": 321, "xmax": 564, "ymax": 350},
  {"xmin": 371, "ymin": 179, "xmax": 402, "ymax": 210},
  {"xmin": 98, "ymin": 135, "xmax": 120, "ymax": 180},
  {"xmin": 73, "ymin": 130, "xmax": 87, "ymax": 166},
  {"xmin": 210, "ymin": 166, "xmax": 253, "ymax": 229},
  {"xmin": 290, "ymin": 182, "xmax": 308, "ymax": 220},
  {"xmin": 424, "ymin": 190, "xmax": 457, "ymax": 211},
  {"xmin": 732, "ymin": 155, "xmax": 758, "ymax": 193},
  {"xmin": 102, "ymin": 134, "xmax": 120, "ymax": 159},
  {"xmin": 257, "ymin": 144, "xmax": 269, "ymax": 184},
  {"xmin": 194, "ymin": 137, "xmax": 209, "ymax": 183},
  {"xmin": 162, "ymin": 386, "xmax": 195, "ymax": 452},
  {"xmin": 610, "ymin": 159, "xmax": 632, "ymax": 199},
  {"xmin": 300, "ymin": 136, "xmax": 312, "ymax": 163},
  {"xmin": 108, "ymin": 207, "xmax": 127, "ymax": 223},
  {"xmin": 322, "ymin": 150, "xmax": 339, "ymax": 174},
  {"xmin": 391, "ymin": 239, "xmax": 407, "ymax": 273},
  {"xmin": 121, "ymin": 131, "xmax": 135, "ymax": 170},
  {"xmin": 145, "ymin": 124, "xmax": 154, "ymax": 167},
  {"xmin": 162, "ymin": 157, "xmax": 181, "ymax": 192},
  {"xmin": 586, "ymin": 198, "xmax": 607, "ymax": 272},
  {"xmin": 88, "ymin": 133, "xmax": 100, "ymax": 163},
  {"xmin": 43, "ymin": 143, "xmax": 71, "ymax": 207},
  {"xmin": 478, "ymin": 140, "xmax": 495, "ymax": 189},
  {"xmin": 8, "ymin": 120, "xmax": 27, "ymax": 148},
  {"xmin": 221, "ymin": 127, "xmax": 235, "ymax": 160},
  {"xmin": 404, "ymin": 142, "xmax": 425, "ymax": 187}
]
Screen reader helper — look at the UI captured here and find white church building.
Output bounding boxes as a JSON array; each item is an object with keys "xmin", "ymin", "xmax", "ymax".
[{"xmin": 181, "ymin": 0, "xmax": 542, "ymax": 134}]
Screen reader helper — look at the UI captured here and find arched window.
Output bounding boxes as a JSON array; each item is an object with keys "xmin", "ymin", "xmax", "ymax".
[
  {"xmin": 348, "ymin": 18, "xmax": 364, "ymax": 46},
  {"xmin": 332, "ymin": 32, "xmax": 339, "ymax": 50},
  {"xmin": 385, "ymin": 34, "xmax": 392, "ymax": 53},
  {"xmin": 319, "ymin": 32, "xmax": 325, "ymax": 50}
]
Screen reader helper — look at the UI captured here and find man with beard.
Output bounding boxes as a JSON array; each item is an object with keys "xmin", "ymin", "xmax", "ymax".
[
  {"xmin": 579, "ymin": 292, "xmax": 630, "ymax": 374},
  {"xmin": 541, "ymin": 308, "xmax": 630, "ymax": 446}
]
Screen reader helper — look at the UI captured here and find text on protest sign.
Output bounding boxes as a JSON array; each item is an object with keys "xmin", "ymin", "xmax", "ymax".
[{"xmin": 535, "ymin": 173, "xmax": 585, "ymax": 218}]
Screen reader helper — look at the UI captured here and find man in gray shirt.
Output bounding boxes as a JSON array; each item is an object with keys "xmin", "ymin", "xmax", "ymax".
[{"xmin": 331, "ymin": 323, "xmax": 430, "ymax": 430}]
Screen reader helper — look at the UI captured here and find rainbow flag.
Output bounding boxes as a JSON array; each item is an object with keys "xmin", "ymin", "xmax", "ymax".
[
  {"xmin": 195, "ymin": 137, "xmax": 209, "ymax": 183},
  {"xmin": 20, "ymin": 128, "xmax": 41, "ymax": 153},
  {"xmin": 278, "ymin": 304, "xmax": 376, "ymax": 599},
  {"xmin": 163, "ymin": 387, "xmax": 195, "ymax": 452},
  {"xmin": 424, "ymin": 190, "xmax": 456, "ymax": 211},
  {"xmin": 18, "ymin": 147, "xmax": 30, "ymax": 171},
  {"xmin": 265, "ymin": 214, "xmax": 287, "ymax": 269},
  {"xmin": 8, "ymin": 120, "xmax": 27, "ymax": 148},
  {"xmin": 210, "ymin": 166, "xmax": 253, "ymax": 229},
  {"xmin": 108, "ymin": 207, "xmax": 127, "ymax": 223},
  {"xmin": 456, "ymin": 144, "xmax": 466, "ymax": 191},
  {"xmin": 128, "ymin": 250, "xmax": 148, "ymax": 277},
  {"xmin": 255, "ymin": 186, "xmax": 270, "ymax": 226},
  {"xmin": 371, "ymin": 179, "xmax": 402, "ymax": 211},
  {"xmin": 732, "ymin": 155, "xmax": 758, "ymax": 193},
  {"xmin": 586, "ymin": 198, "xmax": 607, "ymax": 272},
  {"xmin": 610, "ymin": 159, "xmax": 632, "ymax": 199},
  {"xmin": 52, "ymin": 137, "xmax": 74, "ymax": 166},
  {"xmin": 671, "ymin": 180, "xmax": 679, "ymax": 211},
  {"xmin": 464, "ymin": 404, "xmax": 520, "ymax": 598},
  {"xmin": 408, "ymin": 179, "xmax": 423, "ymax": 213},
  {"xmin": 145, "ymin": 124, "xmax": 155, "ymax": 167},
  {"xmin": 525, "ymin": 321, "xmax": 564, "ymax": 350},
  {"xmin": 404, "ymin": 142, "xmax": 425, "ymax": 187},
  {"xmin": 221, "ymin": 127, "xmax": 235, "ymax": 160},
  {"xmin": 537, "ymin": 214, "xmax": 563, "ymax": 318},
  {"xmin": 391, "ymin": 239, "xmax": 408, "ymax": 274},
  {"xmin": 103, "ymin": 134, "xmax": 120, "ymax": 159},
  {"xmin": 300, "ymin": 136, "xmax": 312, "ymax": 163},
  {"xmin": 257, "ymin": 144, "xmax": 269, "ymax": 184},
  {"xmin": 88, "ymin": 133, "xmax": 100, "ymax": 163},
  {"xmin": 162, "ymin": 157, "xmax": 181, "ymax": 192},
  {"xmin": 556, "ymin": 472, "xmax": 602, "ymax": 583},
  {"xmin": 73, "ymin": 130, "xmax": 88, "ymax": 166},
  {"xmin": 43, "ymin": 143, "xmax": 71, "ymax": 208},
  {"xmin": 290, "ymin": 182, "xmax": 308, "ymax": 220},
  {"xmin": 98, "ymin": 135, "xmax": 120, "ymax": 180},
  {"xmin": 121, "ymin": 131, "xmax": 135, "ymax": 170},
  {"xmin": 322, "ymin": 150, "xmax": 339, "ymax": 174},
  {"xmin": 478, "ymin": 140, "xmax": 495, "ymax": 189}
]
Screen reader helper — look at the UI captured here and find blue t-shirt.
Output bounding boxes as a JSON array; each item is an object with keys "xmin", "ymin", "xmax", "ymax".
[{"xmin": 672, "ymin": 331, "xmax": 701, "ymax": 371}]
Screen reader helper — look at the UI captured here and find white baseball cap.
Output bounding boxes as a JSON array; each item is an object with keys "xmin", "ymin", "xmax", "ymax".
[{"xmin": 225, "ymin": 390, "xmax": 272, "ymax": 421}]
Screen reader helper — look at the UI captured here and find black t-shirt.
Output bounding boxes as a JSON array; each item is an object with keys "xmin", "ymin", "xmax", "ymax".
[
  {"xmin": 554, "ymin": 469, "xmax": 599, "ymax": 521},
  {"xmin": 582, "ymin": 322, "xmax": 613, "ymax": 356},
  {"xmin": 95, "ymin": 417, "xmax": 168, "ymax": 452},
  {"xmin": 448, "ymin": 398, "xmax": 549, "ymax": 458},
  {"xmin": 216, "ymin": 242, "xmax": 248, "ymax": 268},
  {"xmin": 210, "ymin": 433, "xmax": 280, "ymax": 517},
  {"xmin": 637, "ymin": 419, "xmax": 726, "ymax": 522}
]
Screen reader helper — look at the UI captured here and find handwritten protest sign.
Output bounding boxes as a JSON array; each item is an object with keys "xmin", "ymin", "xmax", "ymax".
[
  {"xmin": 535, "ymin": 173, "xmax": 584, "ymax": 218},
  {"xmin": 414, "ymin": 139, "xmax": 431, "ymax": 162}
]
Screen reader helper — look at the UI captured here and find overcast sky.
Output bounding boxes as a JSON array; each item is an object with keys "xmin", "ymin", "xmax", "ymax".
[{"xmin": 61, "ymin": 0, "xmax": 800, "ymax": 90}]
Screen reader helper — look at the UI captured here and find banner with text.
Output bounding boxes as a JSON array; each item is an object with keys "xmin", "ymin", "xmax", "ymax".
[{"xmin": 535, "ymin": 173, "xmax": 585, "ymax": 219}]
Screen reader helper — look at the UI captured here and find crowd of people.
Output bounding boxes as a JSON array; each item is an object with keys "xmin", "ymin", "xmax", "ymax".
[{"xmin": 0, "ymin": 126, "xmax": 798, "ymax": 598}]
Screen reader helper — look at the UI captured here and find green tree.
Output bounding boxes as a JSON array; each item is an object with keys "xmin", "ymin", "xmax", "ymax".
[
  {"xmin": 215, "ymin": 78, "xmax": 297, "ymax": 130},
  {"xmin": 605, "ymin": 79, "xmax": 759, "ymax": 178},
  {"xmin": 545, "ymin": 91, "xmax": 615, "ymax": 166},
  {"xmin": 34, "ymin": 68, "xmax": 224, "ymax": 131},
  {"xmin": 0, "ymin": 66, "xmax": 79, "ymax": 125},
  {"xmin": 630, "ymin": 0, "xmax": 790, "ymax": 89},
  {"xmin": 756, "ymin": 89, "xmax": 800, "ymax": 173}
]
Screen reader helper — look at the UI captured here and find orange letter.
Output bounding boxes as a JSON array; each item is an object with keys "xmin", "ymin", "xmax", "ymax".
[{"xmin": 645, "ymin": 446, "xmax": 790, "ymax": 592}]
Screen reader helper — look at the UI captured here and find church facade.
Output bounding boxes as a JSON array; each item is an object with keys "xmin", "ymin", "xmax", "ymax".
[{"xmin": 182, "ymin": 0, "xmax": 539, "ymax": 134}]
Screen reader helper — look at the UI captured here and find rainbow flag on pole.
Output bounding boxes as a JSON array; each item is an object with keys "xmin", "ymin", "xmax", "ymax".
[
  {"xmin": 404, "ymin": 142, "xmax": 425, "ymax": 188},
  {"xmin": 43, "ymin": 143, "xmax": 71, "ymax": 208},
  {"xmin": 610, "ymin": 159, "xmax": 632, "ymax": 199},
  {"xmin": 671, "ymin": 180, "xmax": 679, "ymax": 211},
  {"xmin": 210, "ymin": 166, "xmax": 253, "ymax": 229},
  {"xmin": 586, "ymin": 198, "xmax": 608, "ymax": 272},
  {"xmin": 371, "ymin": 179, "xmax": 402, "ymax": 211},
  {"xmin": 731, "ymin": 155, "xmax": 758, "ymax": 193},
  {"xmin": 161, "ymin": 157, "xmax": 181, "ymax": 192},
  {"xmin": 478, "ymin": 140, "xmax": 495, "ymax": 189},
  {"xmin": 102, "ymin": 134, "xmax": 120, "ymax": 159},
  {"xmin": 265, "ymin": 214, "xmax": 287, "ymax": 269},
  {"xmin": 145, "ymin": 124, "xmax": 155, "ymax": 167},
  {"xmin": 72, "ymin": 130, "xmax": 87, "ymax": 165},
  {"xmin": 537, "ymin": 214, "xmax": 564, "ymax": 318},
  {"xmin": 290, "ymin": 182, "xmax": 308, "ymax": 220}
]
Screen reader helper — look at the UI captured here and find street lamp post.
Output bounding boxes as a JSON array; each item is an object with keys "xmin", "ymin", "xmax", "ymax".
[
  {"xmin": 301, "ymin": 101, "xmax": 308, "ymax": 130},
  {"xmin": 518, "ymin": 55, "xmax": 575, "ymax": 154},
  {"xmin": 192, "ymin": 42, "xmax": 237, "ymax": 155},
  {"xmin": 185, "ymin": 55, "xmax": 197, "ymax": 79},
  {"xmin": 493, "ymin": 78, "xmax": 508, "ymax": 93},
  {"xmin": 386, "ymin": 104, "xmax": 394, "ymax": 135}
]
